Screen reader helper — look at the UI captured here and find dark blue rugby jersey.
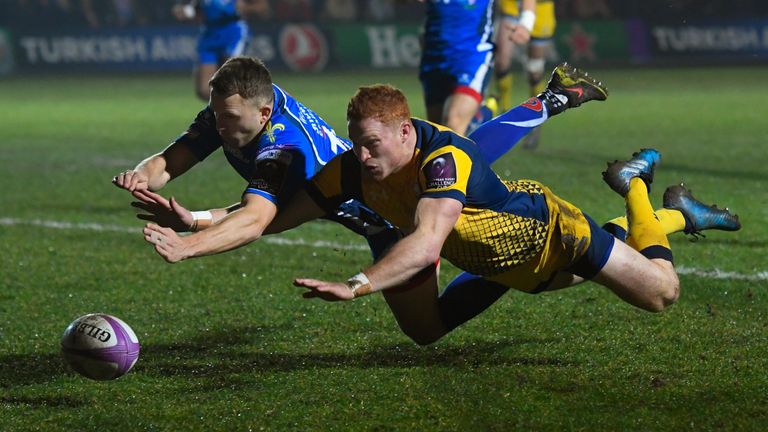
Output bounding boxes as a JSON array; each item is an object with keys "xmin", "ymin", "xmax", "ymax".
[
  {"xmin": 307, "ymin": 118, "xmax": 555, "ymax": 275},
  {"xmin": 307, "ymin": 118, "xmax": 549, "ymax": 231}
]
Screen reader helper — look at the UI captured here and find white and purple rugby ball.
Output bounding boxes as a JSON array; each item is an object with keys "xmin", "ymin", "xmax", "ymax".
[{"xmin": 61, "ymin": 313, "xmax": 140, "ymax": 381}]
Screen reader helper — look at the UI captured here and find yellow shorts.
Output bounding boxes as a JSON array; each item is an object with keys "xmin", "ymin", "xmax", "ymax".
[
  {"xmin": 485, "ymin": 180, "xmax": 596, "ymax": 293},
  {"xmin": 499, "ymin": 0, "xmax": 557, "ymax": 41}
]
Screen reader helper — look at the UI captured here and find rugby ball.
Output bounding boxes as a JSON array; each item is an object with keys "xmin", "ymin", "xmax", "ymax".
[{"xmin": 61, "ymin": 313, "xmax": 140, "ymax": 380}]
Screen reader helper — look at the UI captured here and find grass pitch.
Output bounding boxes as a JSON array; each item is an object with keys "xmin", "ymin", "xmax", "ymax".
[{"xmin": 1, "ymin": 66, "xmax": 767, "ymax": 431}]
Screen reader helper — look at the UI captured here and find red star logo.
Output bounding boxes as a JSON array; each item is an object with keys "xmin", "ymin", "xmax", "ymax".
[{"xmin": 563, "ymin": 24, "xmax": 597, "ymax": 62}]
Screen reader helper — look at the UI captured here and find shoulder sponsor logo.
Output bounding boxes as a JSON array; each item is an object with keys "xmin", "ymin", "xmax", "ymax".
[
  {"xmin": 423, "ymin": 153, "xmax": 457, "ymax": 189},
  {"xmin": 279, "ymin": 24, "xmax": 328, "ymax": 72},
  {"xmin": 265, "ymin": 121, "xmax": 285, "ymax": 143}
]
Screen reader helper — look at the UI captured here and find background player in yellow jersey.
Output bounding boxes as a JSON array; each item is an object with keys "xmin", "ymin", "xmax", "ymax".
[
  {"xmin": 275, "ymin": 84, "xmax": 740, "ymax": 345},
  {"xmin": 495, "ymin": 0, "xmax": 557, "ymax": 148}
]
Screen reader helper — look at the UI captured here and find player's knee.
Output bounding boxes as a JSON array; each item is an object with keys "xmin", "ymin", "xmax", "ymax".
[
  {"xmin": 405, "ymin": 330, "xmax": 443, "ymax": 346},
  {"xmin": 526, "ymin": 58, "xmax": 546, "ymax": 83},
  {"xmin": 526, "ymin": 57, "xmax": 546, "ymax": 75},
  {"xmin": 397, "ymin": 322, "xmax": 446, "ymax": 346},
  {"xmin": 644, "ymin": 275, "xmax": 680, "ymax": 312}
]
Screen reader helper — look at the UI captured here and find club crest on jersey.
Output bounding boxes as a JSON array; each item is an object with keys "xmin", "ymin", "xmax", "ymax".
[
  {"xmin": 423, "ymin": 153, "xmax": 457, "ymax": 189},
  {"xmin": 522, "ymin": 97, "xmax": 543, "ymax": 112},
  {"xmin": 265, "ymin": 121, "xmax": 285, "ymax": 143}
]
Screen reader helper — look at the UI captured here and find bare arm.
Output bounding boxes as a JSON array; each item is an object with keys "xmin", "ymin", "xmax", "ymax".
[
  {"xmin": 294, "ymin": 197, "xmax": 462, "ymax": 301},
  {"xmin": 130, "ymin": 189, "xmax": 241, "ymax": 231},
  {"xmin": 505, "ymin": 0, "xmax": 536, "ymax": 45},
  {"xmin": 363, "ymin": 197, "xmax": 460, "ymax": 291},
  {"xmin": 263, "ymin": 188, "xmax": 327, "ymax": 235},
  {"xmin": 143, "ymin": 192, "xmax": 278, "ymax": 262},
  {"xmin": 113, "ymin": 141, "xmax": 200, "ymax": 192}
]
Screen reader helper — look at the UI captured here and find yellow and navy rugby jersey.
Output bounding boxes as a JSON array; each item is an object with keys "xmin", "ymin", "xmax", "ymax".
[{"xmin": 306, "ymin": 118, "xmax": 556, "ymax": 277}]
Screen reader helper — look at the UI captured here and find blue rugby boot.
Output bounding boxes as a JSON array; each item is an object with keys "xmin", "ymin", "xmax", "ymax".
[
  {"xmin": 538, "ymin": 63, "xmax": 609, "ymax": 116},
  {"xmin": 663, "ymin": 184, "xmax": 741, "ymax": 236},
  {"xmin": 602, "ymin": 148, "xmax": 661, "ymax": 197}
]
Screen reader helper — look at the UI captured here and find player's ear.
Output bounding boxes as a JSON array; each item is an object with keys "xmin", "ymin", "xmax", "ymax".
[
  {"xmin": 259, "ymin": 105, "xmax": 272, "ymax": 122},
  {"xmin": 400, "ymin": 119, "xmax": 411, "ymax": 142}
]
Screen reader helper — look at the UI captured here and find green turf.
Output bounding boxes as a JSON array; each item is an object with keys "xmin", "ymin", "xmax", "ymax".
[{"xmin": 1, "ymin": 66, "xmax": 767, "ymax": 431}]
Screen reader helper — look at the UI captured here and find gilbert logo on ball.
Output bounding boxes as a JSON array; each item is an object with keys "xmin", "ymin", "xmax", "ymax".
[{"xmin": 61, "ymin": 313, "xmax": 140, "ymax": 381}]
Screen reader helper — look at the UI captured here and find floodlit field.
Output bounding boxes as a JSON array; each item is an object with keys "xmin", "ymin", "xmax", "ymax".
[{"xmin": 1, "ymin": 66, "xmax": 766, "ymax": 431}]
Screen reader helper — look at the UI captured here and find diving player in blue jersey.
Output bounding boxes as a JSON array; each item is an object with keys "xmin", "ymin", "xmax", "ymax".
[
  {"xmin": 123, "ymin": 61, "xmax": 615, "ymax": 344},
  {"xmin": 173, "ymin": 0, "xmax": 265, "ymax": 101},
  {"xmin": 274, "ymin": 84, "xmax": 741, "ymax": 345},
  {"xmin": 419, "ymin": 0, "xmax": 496, "ymax": 135},
  {"xmin": 113, "ymin": 56, "xmax": 398, "ymax": 262}
]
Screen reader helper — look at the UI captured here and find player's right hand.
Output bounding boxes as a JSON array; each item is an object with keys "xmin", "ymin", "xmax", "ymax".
[
  {"xmin": 131, "ymin": 190, "xmax": 194, "ymax": 232},
  {"xmin": 503, "ymin": 22, "xmax": 531, "ymax": 45},
  {"xmin": 112, "ymin": 170, "xmax": 149, "ymax": 192}
]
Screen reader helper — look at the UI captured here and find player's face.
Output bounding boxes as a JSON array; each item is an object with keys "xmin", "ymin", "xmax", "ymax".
[
  {"xmin": 348, "ymin": 117, "xmax": 410, "ymax": 181},
  {"xmin": 209, "ymin": 92, "xmax": 269, "ymax": 148}
]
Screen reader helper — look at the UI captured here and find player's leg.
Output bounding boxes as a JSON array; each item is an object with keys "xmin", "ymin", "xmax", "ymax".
[
  {"xmin": 603, "ymin": 184, "xmax": 741, "ymax": 241},
  {"xmin": 436, "ymin": 272, "xmax": 509, "ymax": 332},
  {"xmin": 593, "ymin": 238, "xmax": 679, "ymax": 312},
  {"xmin": 494, "ymin": 13, "xmax": 519, "ymax": 112},
  {"xmin": 195, "ymin": 35, "xmax": 219, "ymax": 101},
  {"xmin": 195, "ymin": 63, "xmax": 218, "ymax": 101},
  {"xmin": 420, "ymin": 69, "xmax": 453, "ymax": 125},
  {"xmin": 597, "ymin": 149, "xmax": 679, "ymax": 310},
  {"xmin": 520, "ymin": 41, "xmax": 550, "ymax": 149},
  {"xmin": 342, "ymin": 200, "xmax": 449, "ymax": 345},
  {"xmin": 443, "ymin": 92, "xmax": 483, "ymax": 135},
  {"xmin": 382, "ymin": 265, "xmax": 448, "ymax": 346},
  {"xmin": 201, "ymin": 22, "xmax": 249, "ymax": 101},
  {"xmin": 443, "ymin": 51, "xmax": 493, "ymax": 135},
  {"xmin": 470, "ymin": 63, "xmax": 608, "ymax": 165}
]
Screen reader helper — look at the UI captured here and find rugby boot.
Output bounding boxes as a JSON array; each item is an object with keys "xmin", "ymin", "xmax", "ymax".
[
  {"xmin": 663, "ymin": 184, "xmax": 741, "ymax": 235},
  {"xmin": 602, "ymin": 148, "xmax": 661, "ymax": 197},
  {"xmin": 538, "ymin": 63, "xmax": 609, "ymax": 116}
]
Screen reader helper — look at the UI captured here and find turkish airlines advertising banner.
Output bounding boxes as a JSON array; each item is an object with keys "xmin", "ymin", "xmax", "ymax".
[{"xmin": 3, "ymin": 19, "xmax": 767, "ymax": 74}]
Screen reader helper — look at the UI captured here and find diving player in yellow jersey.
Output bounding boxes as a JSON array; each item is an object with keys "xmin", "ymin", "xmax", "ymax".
[
  {"xmin": 495, "ymin": 0, "xmax": 557, "ymax": 148},
  {"xmin": 270, "ymin": 84, "xmax": 740, "ymax": 345}
]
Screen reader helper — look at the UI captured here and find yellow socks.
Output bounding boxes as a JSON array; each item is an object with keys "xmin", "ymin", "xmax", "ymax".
[
  {"xmin": 530, "ymin": 78, "xmax": 547, "ymax": 98},
  {"xmin": 624, "ymin": 178, "xmax": 673, "ymax": 261},
  {"xmin": 496, "ymin": 73, "xmax": 514, "ymax": 112},
  {"xmin": 604, "ymin": 209, "xmax": 686, "ymax": 240}
]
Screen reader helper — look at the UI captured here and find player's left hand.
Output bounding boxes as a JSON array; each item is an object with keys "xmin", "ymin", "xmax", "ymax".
[
  {"xmin": 131, "ymin": 190, "xmax": 194, "ymax": 232},
  {"xmin": 143, "ymin": 223, "xmax": 191, "ymax": 263},
  {"xmin": 504, "ymin": 22, "xmax": 531, "ymax": 45},
  {"xmin": 293, "ymin": 278, "xmax": 354, "ymax": 302}
]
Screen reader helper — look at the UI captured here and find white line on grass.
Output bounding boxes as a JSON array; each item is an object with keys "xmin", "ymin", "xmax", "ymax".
[
  {"xmin": 2, "ymin": 217, "xmax": 765, "ymax": 281},
  {"xmin": 0, "ymin": 217, "xmax": 368, "ymax": 251}
]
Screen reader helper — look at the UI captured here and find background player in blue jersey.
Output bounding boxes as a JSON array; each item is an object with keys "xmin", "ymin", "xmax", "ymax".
[
  {"xmin": 273, "ymin": 84, "xmax": 740, "ymax": 346},
  {"xmin": 113, "ymin": 56, "xmax": 397, "ymax": 262},
  {"xmin": 173, "ymin": 0, "xmax": 266, "ymax": 101},
  {"xmin": 494, "ymin": 0, "xmax": 557, "ymax": 148},
  {"xmin": 418, "ymin": 0, "xmax": 496, "ymax": 135}
]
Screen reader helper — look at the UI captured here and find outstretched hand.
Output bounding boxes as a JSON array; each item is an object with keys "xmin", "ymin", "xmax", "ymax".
[
  {"xmin": 112, "ymin": 170, "xmax": 149, "ymax": 192},
  {"xmin": 293, "ymin": 278, "xmax": 354, "ymax": 302},
  {"xmin": 131, "ymin": 190, "xmax": 194, "ymax": 232},
  {"xmin": 143, "ymin": 223, "xmax": 191, "ymax": 263}
]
